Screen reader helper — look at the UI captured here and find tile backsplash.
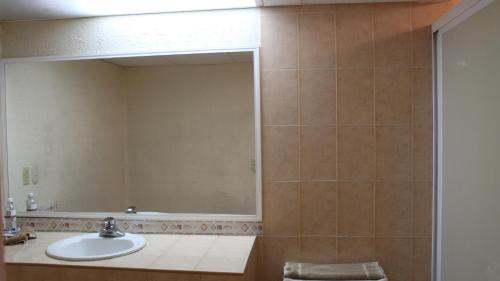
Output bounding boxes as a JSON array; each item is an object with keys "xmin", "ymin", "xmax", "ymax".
[{"xmin": 17, "ymin": 217, "xmax": 262, "ymax": 235}]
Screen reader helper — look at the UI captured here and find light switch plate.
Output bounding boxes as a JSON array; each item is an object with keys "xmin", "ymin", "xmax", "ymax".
[
  {"xmin": 22, "ymin": 167, "xmax": 30, "ymax": 185},
  {"xmin": 31, "ymin": 165, "xmax": 39, "ymax": 185}
]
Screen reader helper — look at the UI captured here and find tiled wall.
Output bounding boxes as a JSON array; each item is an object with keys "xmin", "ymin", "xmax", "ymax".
[
  {"xmin": 258, "ymin": 2, "xmax": 456, "ymax": 281},
  {"xmin": 7, "ymin": 260, "xmax": 256, "ymax": 281}
]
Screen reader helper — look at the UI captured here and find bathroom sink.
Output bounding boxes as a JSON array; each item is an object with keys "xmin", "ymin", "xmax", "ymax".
[{"xmin": 46, "ymin": 233, "xmax": 146, "ymax": 261}]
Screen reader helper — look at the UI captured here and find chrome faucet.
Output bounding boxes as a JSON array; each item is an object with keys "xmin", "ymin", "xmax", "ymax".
[
  {"xmin": 125, "ymin": 206, "xmax": 137, "ymax": 214},
  {"xmin": 99, "ymin": 217, "xmax": 125, "ymax": 238}
]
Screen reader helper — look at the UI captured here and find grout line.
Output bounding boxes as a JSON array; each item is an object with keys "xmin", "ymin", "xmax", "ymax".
[
  {"xmin": 296, "ymin": 12, "xmax": 303, "ymax": 254},
  {"xmin": 263, "ymin": 123, "xmax": 414, "ymax": 127},
  {"xmin": 267, "ymin": 179, "xmax": 419, "ymax": 183},
  {"xmin": 262, "ymin": 66, "xmax": 431, "ymax": 72},
  {"xmin": 147, "ymin": 235, "xmax": 182, "ymax": 267},
  {"xmin": 409, "ymin": 3, "xmax": 416, "ymax": 276},
  {"xmin": 371, "ymin": 4, "xmax": 378, "ymax": 256},
  {"xmin": 193, "ymin": 236, "xmax": 220, "ymax": 270},
  {"xmin": 263, "ymin": 234, "xmax": 427, "ymax": 239},
  {"xmin": 333, "ymin": 8, "xmax": 339, "ymax": 263}
]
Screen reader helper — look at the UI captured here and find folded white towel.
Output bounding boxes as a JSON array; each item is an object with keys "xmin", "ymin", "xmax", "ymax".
[
  {"xmin": 283, "ymin": 262, "xmax": 387, "ymax": 281},
  {"xmin": 283, "ymin": 278, "xmax": 388, "ymax": 281}
]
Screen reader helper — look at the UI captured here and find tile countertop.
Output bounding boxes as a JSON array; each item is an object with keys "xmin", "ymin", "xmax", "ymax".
[{"xmin": 4, "ymin": 232, "xmax": 256, "ymax": 275}]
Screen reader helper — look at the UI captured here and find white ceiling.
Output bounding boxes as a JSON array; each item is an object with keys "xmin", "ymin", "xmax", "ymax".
[
  {"xmin": 105, "ymin": 52, "xmax": 253, "ymax": 67},
  {"xmin": 0, "ymin": 0, "xmax": 415, "ymax": 21}
]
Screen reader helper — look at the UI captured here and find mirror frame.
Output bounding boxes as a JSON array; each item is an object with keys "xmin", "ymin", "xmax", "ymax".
[{"xmin": 0, "ymin": 47, "xmax": 262, "ymax": 222}]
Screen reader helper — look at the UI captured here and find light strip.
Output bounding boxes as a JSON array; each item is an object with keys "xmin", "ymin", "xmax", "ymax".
[{"xmin": 74, "ymin": 0, "xmax": 258, "ymax": 17}]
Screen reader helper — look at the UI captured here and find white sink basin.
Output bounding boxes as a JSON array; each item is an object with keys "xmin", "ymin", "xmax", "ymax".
[{"xmin": 46, "ymin": 233, "xmax": 146, "ymax": 261}]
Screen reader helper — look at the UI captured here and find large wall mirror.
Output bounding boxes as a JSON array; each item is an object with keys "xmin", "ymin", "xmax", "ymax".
[{"xmin": 0, "ymin": 49, "xmax": 261, "ymax": 220}]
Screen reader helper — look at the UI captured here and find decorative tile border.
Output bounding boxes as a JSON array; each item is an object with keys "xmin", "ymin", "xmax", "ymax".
[{"xmin": 17, "ymin": 217, "xmax": 263, "ymax": 235}]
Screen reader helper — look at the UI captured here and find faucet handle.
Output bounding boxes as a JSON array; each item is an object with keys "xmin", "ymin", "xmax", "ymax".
[
  {"xmin": 125, "ymin": 206, "xmax": 137, "ymax": 214},
  {"xmin": 100, "ymin": 217, "xmax": 124, "ymax": 238},
  {"xmin": 103, "ymin": 217, "xmax": 116, "ymax": 229}
]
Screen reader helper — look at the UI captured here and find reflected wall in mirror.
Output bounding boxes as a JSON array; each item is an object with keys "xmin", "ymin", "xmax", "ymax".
[{"xmin": 3, "ymin": 50, "xmax": 260, "ymax": 217}]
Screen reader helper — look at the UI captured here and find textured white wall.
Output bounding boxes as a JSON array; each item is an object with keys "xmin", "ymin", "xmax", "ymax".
[
  {"xmin": 125, "ymin": 63, "xmax": 255, "ymax": 214},
  {"xmin": 6, "ymin": 60, "xmax": 127, "ymax": 212},
  {"xmin": 0, "ymin": 9, "xmax": 259, "ymax": 58}
]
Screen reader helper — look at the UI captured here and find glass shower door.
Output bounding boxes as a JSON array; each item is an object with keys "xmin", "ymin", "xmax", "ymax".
[{"xmin": 436, "ymin": 1, "xmax": 500, "ymax": 280}]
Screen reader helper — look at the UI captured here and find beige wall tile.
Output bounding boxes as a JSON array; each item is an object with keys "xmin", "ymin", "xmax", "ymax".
[
  {"xmin": 63, "ymin": 269, "xmax": 100, "ymax": 281},
  {"xmin": 373, "ymin": 3, "xmax": 412, "ymax": 68},
  {"xmin": 256, "ymin": 2, "xmax": 455, "ymax": 281},
  {"xmin": 8, "ymin": 266, "xmax": 210, "ymax": 281},
  {"xmin": 255, "ymin": 237, "xmax": 265, "ymax": 281},
  {"xmin": 413, "ymin": 68, "xmax": 433, "ymax": 125},
  {"xmin": 375, "ymin": 238, "xmax": 413, "ymax": 281},
  {"xmin": 375, "ymin": 67, "xmax": 412, "ymax": 124},
  {"xmin": 201, "ymin": 274, "xmax": 244, "ymax": 281},
  {"xmin": 336, "ymin": 6, "xmax": 373, "ymax": 68},
  {"xmin": 300, "ymin": 126, "xmax": 337, "ymax": 180},
  {"xmin": 298, "ymin": 14, "xmax": 336, "ymax": 69},
  {"xmin": 375, "ymin": 182, "xmax": 412, "ymax": 237},
  {"xmin": 412, "ymin": 25, "xmax": 432, "ymax": 68},
  {"xmin": 263, "ymin": 182, "xmax": 300, "ymax": 235},
  {"xmin": 262, "ymin": 70, "xmax": 299, "ymax": 125},
  {"xmin": 299, "ymin": 4, "xmax": 336, "ymax": 14},
  {"xmin": 337, "ymin": 69, "xmax": 374, "ymax": 125},
  {"xmin": 6, "ymin": 265, "xmax": 24, "ymax": 281},
  {"xmin": 299, "ymin": 69, "xmax": 336, "ymax": 125},
  {"xmin": 336, "ymin": 3, "xmax": 372, "ymax": 14},
  {"xmin": 411, "ymin": 1, "xmax": 459, "ymax": 68},
  {"xmin": 376, "ymin": 126, "xmax": 411, "ymax": 181},
  {"xmin": 261, "ymin": 14, "xmax": 298, "ymax": 69},
  {"xmin": 8, "ymin": 265, "xmax": 63, "ymax": 281},
  {"xmin": 6, "ymin": 266, "xmax": 232, "ymax": 281},
  {"xmin": 300, "ymin": 237, "xmax": 337, "ymax": 263},
  {"xmin": 412, "ymin": 0, "xmax": 459, "ymax": 29},
  {"xmin": 413, "ymin": 124, "xmax": 433, "ymax": 181},
  {"xmin": 338, "ymin": 182, "xmax": 374, "ymax": 236},
  {"xmin": 413, "ymin": 182, "xmax": 432, "ymax": 237},
  {"xmin": 261, "ymin": 237, "xmax": 300, "ymax": 281},
  {"xmin": 261, "ymin": 6, "xmax": 299, "ymax": 16},
  {"xmin": 337, "ymin": 237, "xmax": 375, "ymax": 263},
  {"xmin": 196, "ymin": 257, "xmax": 248, "ymax": 273},
  {"xmin": 300, "ymin": 181, "xmax": 337, "ymax": 235},
  {"xmin": 263, "ymin": 126, "xmax": 300, "ymax": 181},
  {"xmin": 338, "ymin": 126, "xmax": 375, "ymax": 180},
  {"xmin": 244, "ymin": 246, "xmax": 257, "ymax": 281},
  {"xmin": 413, "ymin": 238, "xmax": 432, "ymax": 281},
  {"xmin": 151, "ymin": 273, "xmax": 201, "ymax": 281},
  {"xmin": 102, "ymin": 269, "xmax": 149, "ymax": 281}
]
